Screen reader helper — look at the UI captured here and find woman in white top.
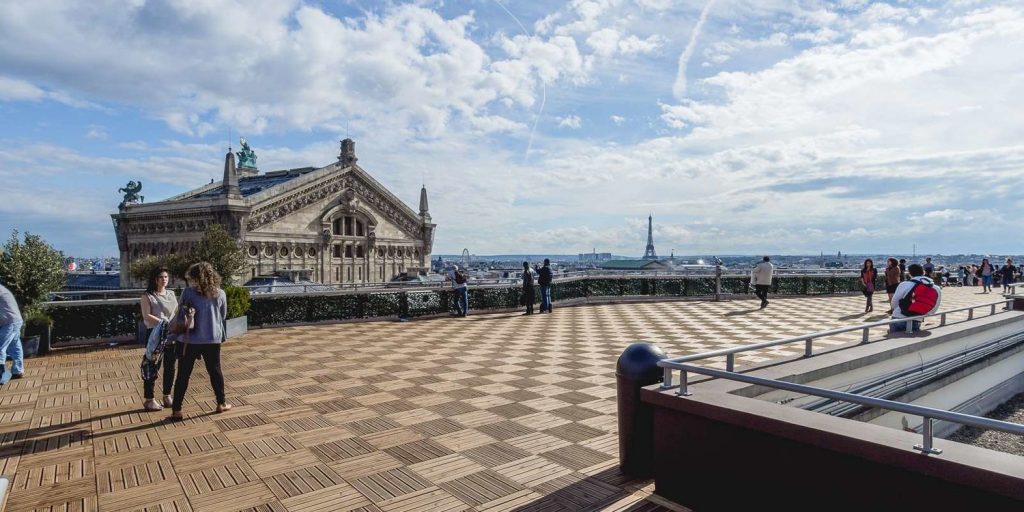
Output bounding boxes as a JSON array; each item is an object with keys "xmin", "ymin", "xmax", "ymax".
[{"xmin": 140, "ymin": 266, "xmax": 178, "ymax": 411}]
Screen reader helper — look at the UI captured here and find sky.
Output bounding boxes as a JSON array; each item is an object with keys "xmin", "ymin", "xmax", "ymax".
[{"xmin": 0, "ymin": 0, "xmax": 1022, "ymax": 258}]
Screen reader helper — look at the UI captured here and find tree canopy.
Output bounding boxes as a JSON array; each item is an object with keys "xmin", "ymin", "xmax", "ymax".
[
  {"xmin": 129, "ymin": 224, "xmax": 246, "ymax": 286},
  {"xmin": 0, "ymin": 230, "xmax": 67, "ymax": 311}
]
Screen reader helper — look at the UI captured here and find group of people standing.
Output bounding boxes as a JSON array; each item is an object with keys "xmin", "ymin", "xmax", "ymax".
[
  {"xmin": 860, "ymin": 257, "xmax": 1017, "ymax": 315},
  {"xmin": 955, "ymin": 258, "xmax": 1016, "ymax": 293},
  {"xmin": 520, "ymin": 259, "xmax": 554, "ymax": 315},
  {"xmin": 448, "ymin": 259, "xmax": 555, "ymax": 316},
  {"xmin": 138, "ymin": 262, "xmax": 232, "ymax": 419}
]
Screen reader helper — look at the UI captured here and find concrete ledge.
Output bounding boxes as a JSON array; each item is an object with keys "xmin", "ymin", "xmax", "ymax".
[{"xmin": 643, "ymin": 313, "xmax": 1024, "ymax": 510}]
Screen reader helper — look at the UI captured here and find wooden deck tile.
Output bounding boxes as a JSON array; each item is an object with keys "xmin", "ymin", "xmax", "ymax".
[{"xmin": 279, "ymin": 482, "xmax": 371, "ymax": 512}]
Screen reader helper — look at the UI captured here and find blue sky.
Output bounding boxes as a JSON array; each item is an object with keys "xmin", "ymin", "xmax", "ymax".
[{"xmin": 1, "ymin": 0, "xmax": 1022, "ymax": 258}]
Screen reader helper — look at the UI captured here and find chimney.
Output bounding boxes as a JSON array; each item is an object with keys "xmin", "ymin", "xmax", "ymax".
[
  {"xmin": 339, "ymin": 138, "xmax": 357, "ymax": 166},
  {"xmin": 222, "ymin": 149, "xmax": 240, "ymax": 198}
]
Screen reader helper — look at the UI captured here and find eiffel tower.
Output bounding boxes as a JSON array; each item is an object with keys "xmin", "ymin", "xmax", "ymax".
[{"xmin": 642, "ymin": 214, "xmax": 658, "ymax": 260}]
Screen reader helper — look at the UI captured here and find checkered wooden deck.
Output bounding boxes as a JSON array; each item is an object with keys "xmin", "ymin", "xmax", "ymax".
[{"xmin": 0, "ymin": 288, "xmax": 1002, "ymax": 511}]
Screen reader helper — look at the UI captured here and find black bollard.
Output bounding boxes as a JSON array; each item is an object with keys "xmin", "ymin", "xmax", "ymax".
[{"xmin": 616, "ymin": 342, "xmax": 667, "ymax": 477}]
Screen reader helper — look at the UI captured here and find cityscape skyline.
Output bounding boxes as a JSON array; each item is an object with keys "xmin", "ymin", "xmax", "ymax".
[{"xmin": 1, "ymin": 1, "xmax": 1022, "ymax": 257}]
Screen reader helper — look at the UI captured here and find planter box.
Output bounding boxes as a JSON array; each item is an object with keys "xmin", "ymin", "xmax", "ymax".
[
  {"xmin": 22, "ymin": 335, "xmax": 40, "ymax": 357},
  {"xmin": 225, "ymin": 316, "xmax": 248, "ymax": 339}
]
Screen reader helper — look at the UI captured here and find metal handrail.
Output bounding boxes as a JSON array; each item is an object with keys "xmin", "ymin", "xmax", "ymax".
[
  {"xmin": 659, "ymin": 299, "xmax": 1015, "ymax": 373},
  {"xmin": 50, "ymin": 270, "xmax": 866, "ymax": 300},
  {"xmin": 657, "ymin": 362, "xmax": 1024, "ymax": 454}
]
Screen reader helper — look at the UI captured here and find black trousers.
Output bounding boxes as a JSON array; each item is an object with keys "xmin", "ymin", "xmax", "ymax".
[
  {"xmin": 754, "ymin": 285, "xmax": 770, "ymax": 303},
  {"xmin": 172, "ymin": 343, "xmax": 225, "ymax": 412},
  {"xmin": 143, "ymin": 341, "xmax": 178, "ymax": 399},
  {"xmin": 523, "ymin": 286, "xmax": 535, "ymax": 314}
]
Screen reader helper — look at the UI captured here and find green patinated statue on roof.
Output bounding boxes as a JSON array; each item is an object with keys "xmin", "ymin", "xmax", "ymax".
[{"xmin": 236, "ymin": 136, "xmax": 258, "ymax": 169}]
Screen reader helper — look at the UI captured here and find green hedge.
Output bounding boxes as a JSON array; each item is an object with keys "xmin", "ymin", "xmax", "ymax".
[
  {"xmin": 43, "ymin": 275, "xmax": 879, "ymax": 341},
  {"xmin": 47, "ymin": 302, "xmax": 139, "ymax": 342}
]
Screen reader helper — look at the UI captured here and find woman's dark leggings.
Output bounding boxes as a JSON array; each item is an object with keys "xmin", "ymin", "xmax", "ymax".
[
  {"xmin": 143, "ymin": 342, "xmax": 178, "ymax": 399},
  {"xmin": 172, "ymin": 343, "xmax": 226, "ymax": 412}
]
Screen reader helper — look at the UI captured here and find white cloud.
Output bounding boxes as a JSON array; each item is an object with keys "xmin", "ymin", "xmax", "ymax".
[
  {"xmin": 610, "ymin": 115, "xmax": 626, "ymax": 125},
  {"xmin": 0, "ymin": 2, "xmax": 592, "ymax": 138},
  {"xmin": 558, "ymin": 115, "xmax": 582, "ymax": 129},
  {"xmin": 0, "ymin": 75, "xmax": 44, "ymax": 101},
  {"xmin": 85, "ymin": 125, "xmax": 109, "ymax": 140}
]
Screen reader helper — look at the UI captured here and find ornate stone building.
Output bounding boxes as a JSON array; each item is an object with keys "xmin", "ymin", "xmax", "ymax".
[{"xmin": 111, "ymin": 139, "xmax": 436, "ymax": 287}]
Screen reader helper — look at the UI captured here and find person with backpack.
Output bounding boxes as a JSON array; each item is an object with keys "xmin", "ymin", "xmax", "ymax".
[
  {"xmin": 139, "ymin": 266, "xmax": 178, "ymax": 411},
  {"xmin": 449, "ymin": 264, "xmax": 469, "ymax": 317},
  {"xmin": 521, "ymin": 261, "xmax": 536, "ymax": 315},
  {"xmin": 978, "ymin": 258, "xmax": 995, "ymax": 293},
  {"xmin": 860, "ymin": 259, "xmax": 877, "ymax": 313},
  {"xmin": 890, "ymin": 263, "xmax": 942, "ymax": 334},
  {"xmin": 537, "ymin": 259, "xmax": 553, "ymax": 314}
]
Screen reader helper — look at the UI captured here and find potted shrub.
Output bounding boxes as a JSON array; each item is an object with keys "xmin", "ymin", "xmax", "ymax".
[
  {"xmin": 21, "ymin": 308, "xmax": 52, "ymax": 357},
  {"xmin": 224, "ymin": 285, "xmax": 251, "ymax": 339}
]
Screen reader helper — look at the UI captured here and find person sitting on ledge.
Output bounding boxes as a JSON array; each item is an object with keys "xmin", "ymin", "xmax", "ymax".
[{"xmin": 890, "ymin": 263, "xmax": 942, "ymax": 334}]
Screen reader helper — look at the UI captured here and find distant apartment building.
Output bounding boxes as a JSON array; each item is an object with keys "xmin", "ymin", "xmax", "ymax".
[{"xmin": 579, "ymin": 252, "xmax": 613, "ymax": 262}]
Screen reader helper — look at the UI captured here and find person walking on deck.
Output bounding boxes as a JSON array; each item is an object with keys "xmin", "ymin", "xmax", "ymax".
[
  {"xmin": 751, "ymin": 256, "xmax": 774, "ymax": 309},
  {"xmin": 860, "ymin": 259, "xmax": 878, "ymax": 313}
]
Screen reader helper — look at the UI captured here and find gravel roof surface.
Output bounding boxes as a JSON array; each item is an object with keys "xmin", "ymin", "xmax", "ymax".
[{"xmin": 948, "ymin": 392, "xmax": 1024, "ymax": 456}]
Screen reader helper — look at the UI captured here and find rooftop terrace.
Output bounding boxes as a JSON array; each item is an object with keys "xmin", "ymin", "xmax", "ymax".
[{"xmin": 0, "ymin": 287, "xmax": 1005, "ymax": 511}]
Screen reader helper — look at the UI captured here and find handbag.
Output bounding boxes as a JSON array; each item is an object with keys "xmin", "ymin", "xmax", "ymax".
[{"xmin": 169, "ymin": 304, "xmax": 195, "ymax": 335}]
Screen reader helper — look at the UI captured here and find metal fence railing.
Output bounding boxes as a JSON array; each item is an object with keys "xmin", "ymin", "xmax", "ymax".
[
  {"xmin": 657, "ymin": 298, "xmax": 1020, "ymax": 453},
  {"xmin": 659, "ymin": 363, "xmax": 1024, "ymax": 454}
]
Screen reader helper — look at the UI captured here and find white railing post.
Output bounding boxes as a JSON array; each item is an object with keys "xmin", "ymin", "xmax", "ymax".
[
  {"xmin": 677, "ymin": 371, "xmax": 691, "ymax": 396},
  {"xmin": 861, "ymin": 327, "xmax": 869, "ymax": 344},
  {"xmin": 804, "ymin": 338, "xmax": 813, "ymax": 357},
  {"xmin": 968, "ymin": 308, "xmax": 974, "ymax": 320},
  {"xmin": 940, "ymin": 313, "xmax": 946, "ymax": 326},
  {"xmin": 991, "ymin": 304, "xmax": 996, "ymax": 315},
  {"xmin": 914, "ymin": 417, "xmax": 943, "ymax": 454},
  {"xmin": 726, "ymin": 354, "xmax": 735, "ymax": 372},
  {"xmin": 662, "ymin": 367, "xmax": 673, "ymax": 389}
]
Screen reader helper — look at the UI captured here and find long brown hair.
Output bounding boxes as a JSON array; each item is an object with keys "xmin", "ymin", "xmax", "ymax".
[
  {"xmin": 886, "ymin": 257, "xmax": 898, "ymax": 269},
  {"xmin": 186, "ymin": 262, "xmax": 222, "ymax": 298}
]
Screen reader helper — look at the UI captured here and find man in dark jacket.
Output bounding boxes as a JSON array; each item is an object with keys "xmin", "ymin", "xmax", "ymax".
[
  {"xmin": 521, "ymin": 261, "xmax": 536, "ymax": 315},
  {"xmin": 538, "ymin": 258, "xmax": 553, "ymax": 313}
]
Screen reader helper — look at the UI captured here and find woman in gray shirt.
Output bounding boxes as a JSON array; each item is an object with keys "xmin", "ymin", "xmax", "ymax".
[
  {"xmin": 140, "ymin": 266, "xmax": 178, "ymax": 411},
  {"xmin": 169, "ymin": 262, "xmax": 232, "ymax": 420}
]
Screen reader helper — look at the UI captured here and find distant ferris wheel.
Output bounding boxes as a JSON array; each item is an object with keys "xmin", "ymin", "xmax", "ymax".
[{"xmin": 462, "ymin": 248, "xmax": 470, "ymax": 268}]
